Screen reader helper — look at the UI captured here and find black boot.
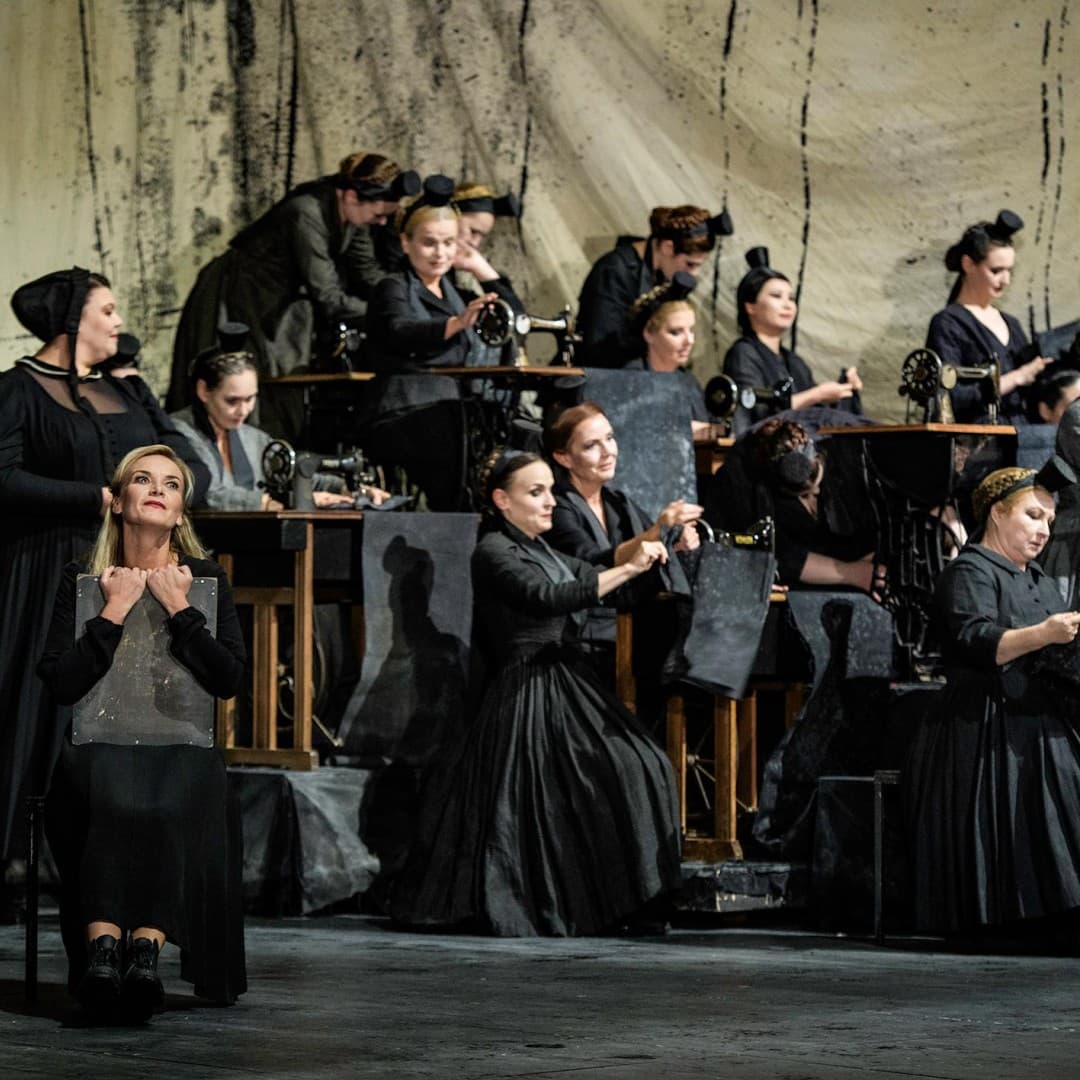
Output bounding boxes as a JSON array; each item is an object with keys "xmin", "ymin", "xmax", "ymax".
[
  {"xmin": 121, "ymin": 937, "xmax": 164, "ymax": 1023},
  {"xmin": 76, "ymin": 934, "xmax": 122, "ymax": 1019}
]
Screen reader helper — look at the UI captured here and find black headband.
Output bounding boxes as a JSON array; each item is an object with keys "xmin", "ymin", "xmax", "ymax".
[
  {"xmin": 453, "ymin": 192, "xmax": 520, "ymax": 218},
  {"xmin": 399, "ymin": 174, "xmax": 456, "ymax": 232},
  {"xmin": 652, "ymin": 208, "xmax": 734, "ymax": 242},
  {"xmin": 339, "ymin": 169, "xmax": 421, "ymax": 202}
]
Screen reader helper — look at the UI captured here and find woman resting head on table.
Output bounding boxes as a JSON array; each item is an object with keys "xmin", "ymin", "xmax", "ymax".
[
  {"xmin": 722, "ymin": 247, "xmax": 861, "ymax": 428},
  {"xmin": 169, "ymin": 347, "xmax": 387, "ymax": 510},
  {"xmin": 626, "ymin": 271, "xmax": 723, "ymax": 442},
  {"xmin": 37, "ymin": 443, "xmax": 247, "ymax": 1021},
  {"xmin": 543, "ymin": 401, "xmax": 702, "ymax": 569}
]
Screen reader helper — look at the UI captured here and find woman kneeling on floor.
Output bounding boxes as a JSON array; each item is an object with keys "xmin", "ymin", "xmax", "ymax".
[{"xmin": 38, "ymin": 444, "xmax": 247, "ymax": 1021}]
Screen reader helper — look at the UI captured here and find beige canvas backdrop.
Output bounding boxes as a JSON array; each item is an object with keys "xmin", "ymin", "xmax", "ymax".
[{"xmin": 1, "ymin": 0, "xmax": 1077, "ymax": 420}]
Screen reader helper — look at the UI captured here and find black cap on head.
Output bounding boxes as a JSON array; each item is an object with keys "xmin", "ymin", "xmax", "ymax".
[
  {"xmin": 709, "ymin": 208, "xmax": 734, "ymax": 238},
  {"xmin": 735, "ymin": 247, "xmax": 790, "ymax": 334},
  {"xmin": 11, "ymin": 266, "xmax": 94, "ymax": 342},
  {"xmin": 990, "ymin": 209, "xmax": 1024, "ymax": 242},
  {"xmin": 399, "ymin": 174, "xmax": 457, "ymax": 231},
  {"xmin": 745, "ymin": 246, "xmax": 770, "ymax": 271},
  {"xmin": 218, "ymin": 321, "xmax": 250, "ymax": 353},
  {"xmin": 344, "ymin": 168, "xmax": 421, "ymax": 202},
  {"xmin": 453, "ymin": 191, "xmax": 521, "ymax": 219},
  {"xmin": 629, "ymin": 271, "xmax": 698, "ymax": 337}
]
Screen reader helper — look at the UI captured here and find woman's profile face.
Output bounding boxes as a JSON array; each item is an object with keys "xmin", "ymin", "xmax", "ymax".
[
  {"xmin": 78, "ymin": 286, "xmax": 123, "ymax": 364},
  {"xmin": 402, "ymin": 217, "xmax": 459, "ymax": 282},
  {"xmin": 197, "ymin": 370, "xmax": 259, "ymax": 433},
  {"xmin": 459, "ymin": 211, "xmax": 495, "ymax": 250},
  {"xmin": 988, "ymin": 487, "xmax": 1055, "ymax": 565},
  {"xmin": 745, "ymin": 278, "xmax": 796, "ymax": 337},
  {"xmin": 553, "ymin": 413, "xmax": 618, "ymax": 487},
  {"xmin": 341, "ymin": 190, "xmax": 398, "ymax": 227},
  {"xmin": 645, "ymin": 308, "xmax": 695, "ymax": 371},
  {"xmin": 653, "ymin": 239, "xmax": 706, "ymax": 281},
  {"xmin": 961, "ymin": 244, "xmax": 1014, "ymax": 302},
  {"xmin": 492, "ymin": 460, "xmax": 556, "ymax": 538}
]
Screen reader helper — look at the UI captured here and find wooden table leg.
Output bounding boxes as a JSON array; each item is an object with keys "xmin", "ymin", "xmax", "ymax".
[
  {"xmin": 713, "ymin": 698, "xmax": 743, "ymax": 860},
  {"xmin": 615, "ymin": 611, "xmax": 636, "ymax": 714},
  {"xmin": 736, "ymin": 693, "xmax": 758, "ymax": 810},
  {"xmin": 252, "ymin": 603, "xmax": 279, "ymax": 751},
  {"xmin": 215, "ymin": 554, "xmax": 236, "ymax": 749},
  {"xmin": 293, "ymin": 523, "xmax": 314, "ymax": 753},
  {"xmin": 666, "ymin": 694, "xmax": 687, "ymax": 833}
]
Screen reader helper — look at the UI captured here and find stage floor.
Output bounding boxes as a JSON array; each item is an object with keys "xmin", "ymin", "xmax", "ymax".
[{"xmin": 3, "ymin": 914, "xmax": 1080, "ymax": 1078}]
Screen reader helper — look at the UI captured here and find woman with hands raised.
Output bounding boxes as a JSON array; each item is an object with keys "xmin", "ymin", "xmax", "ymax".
[{"xmin": 38, "ymin": 444, "xmax": 246, "ymax": 1022}]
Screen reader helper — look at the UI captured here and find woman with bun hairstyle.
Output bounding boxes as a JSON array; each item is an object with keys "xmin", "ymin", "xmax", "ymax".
[
  {"xmin": 926, "ymin": 210, "xmax": 1051, "ymax": 424},
  {"xmin": 907, "ymin": 466, "xmax": 1080, "ymax": 937},
  {"xmin": 723, "ymin": 247, "xmax": 861, "ymax": 430},
  {"xmin": 363, "ymin": 175, "xmax": 523, "ymax": 511},
  {"xmin": 391, "ymin": 450, "xmax": 681, "ymax": 936},
  {"xmin": 577, "ymin": 204, "xmax": 732, "ymax": 369},
  {"xmin": 168, "ymin": 151, "xmax": 420, "ymax": 438}
]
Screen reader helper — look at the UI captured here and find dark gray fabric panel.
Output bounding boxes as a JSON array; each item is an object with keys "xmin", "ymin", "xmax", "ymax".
[
  {"xmin": 581, "ymin": 369, "xmax": 696, "ymax": 522},
  {"xmin": 337, "ymin": 513, "xmax": 477, "ymax": 764}
]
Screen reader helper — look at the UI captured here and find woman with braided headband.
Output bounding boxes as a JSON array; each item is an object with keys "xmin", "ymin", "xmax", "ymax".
[
  {"xmin": 926, "ymin": 211, "xmax": 1052, "ymax": 423},
  {"xmin": 908, "ymin": 465, "xmax": 1080, "ymax": 938}
]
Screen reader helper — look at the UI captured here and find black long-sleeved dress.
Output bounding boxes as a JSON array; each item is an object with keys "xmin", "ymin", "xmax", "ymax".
[
  {"xmin": 925, "ymin": 304, "xmax": 1032, "ymax": 423},
  {"xmin": 391, "ymin": 522, "xmax": 682, "ymax": 935},
  {"xmin": 38, "ymin": 556, "xmax": 247, "ymax": 1003},
  {"xmin": 0, "ymin": 360, "xmax": 210, "ymax": 865},
  {"xmin": 722, "ymin": 336, "xmax": 816, "ymax": 430},
  {"xmin": 906, "ymin": 544, "xmax": 1080, "ymax": 932}
]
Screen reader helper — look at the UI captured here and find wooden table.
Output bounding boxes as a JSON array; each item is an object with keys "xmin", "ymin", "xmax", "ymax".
[{"xmin": 194, "ymin": 509, "xmax": 365, "ymax": 770}]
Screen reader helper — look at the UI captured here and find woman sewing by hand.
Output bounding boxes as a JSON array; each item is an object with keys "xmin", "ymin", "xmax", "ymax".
[
  {"xmin": 170, "ymin": 344, "xmax": 387, "ymax": 511},
  {"xmin": 38, "ymin": 444, "xmax": 246, "ymax": 1021}
]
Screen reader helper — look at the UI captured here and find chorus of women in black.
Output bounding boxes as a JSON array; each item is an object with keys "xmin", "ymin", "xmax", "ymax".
[
  {"xmin": 907, "ymin": 467, "xmax": 1080, "ymax": 934},
  {"xmin": 362, "ymin": 175, "xmax": 523, "ymax": 511},
  {"xmin": 576, "ymin": 204, "xmax": 729, "ymax": 369},
  {"xmin": 38, "ymin": 444, "xmax": 246, "ymax": 1021},
  {"xmin": 722, "ymin": 248, "xmax": 861, "ymax": 433},
  {"xmin": 925, "ymin": 211, "xmax": 1051, "ymax": 424},
  {"xmin": 0, "ymin": 269, "xmax": 209, "ymax": 912},
  {"xmin": 167, "ymin": 151, "xmax": 420, "ymax": 438},
  {"xmin": 391, "ymin": 452, "xmax": 682, "ymax": 935}
]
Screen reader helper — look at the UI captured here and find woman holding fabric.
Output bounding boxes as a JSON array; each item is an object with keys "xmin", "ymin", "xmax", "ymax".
[
  {"xmin": 0, "ymin": 268, "xmax": 209, "ymax": 918},
  {"xmin": 926, "ymin": 211, "xmax": 1051, "ymax": 424},
  {"xmin": 907, "ymin": 466, "xmax": 1080, "ymax": 937},
  {"xmin": 392, "ymin": 450, "xmax": 681, "ymax": 935},
  {"xmin": 38, "ymin": 443, "xmax": 246, "ymax": 1020},
  {"xmin": 363, "ymin": 174, "xmax": 522, "ymax": 510},
  {"xmin": 723, "ymin": 247, "xmax": 861, "ymax": 430}
]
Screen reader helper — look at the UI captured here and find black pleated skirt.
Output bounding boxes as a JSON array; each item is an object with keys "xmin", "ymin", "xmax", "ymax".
[{"xmin": 393, "ymin": 648, "xmax": 682, "ymax": 936}]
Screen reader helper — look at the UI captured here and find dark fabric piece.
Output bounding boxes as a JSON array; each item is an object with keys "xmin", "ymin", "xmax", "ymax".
[
  {"xmin": 576, "ymin": 237, "xmax": 657, "ymax": 369},
  {"xmin": 786, "ymin": 590, "xmax": 896, "ymax": 691},
  {"xmin": 38, "ymin": 556, "xmax": 247, "ymax": 1003},
  {"xmin": 752, "ymin": 599, "xmax": 898, "ymax": 858},
  {"xmin": 230, "ymin": 766, "xmax": 379, "ymax": 916},
  {"xmin": 579, "ymin": 368, "xmax": 696, "ymax": 522},
  {"xmin": 675, "ymin": 542, "xmax": 776, "ymax": 699},
  {"xmin": 390, "ymin": 523, "xmax": 681, "ymax": 935},
  {"xmin": 1039, "ymin": 397, "xmax": 1080, "ymax": 605},
  {"xmin": 10, "ymin": 267, "xmax": 92, "ymax": 342},
  {"xmin": 906, "ymin": 543, "xmax": 1080, "ymax": 932},
  {"xmin": 0, "ymin": 362, "xmax": 209, "ymax": 862},
  {"xmin": 722, "ymin": 336, "xmax": 816, "ymax": 431},
  {"xmin": 925, "ymin": 303, "xmax": 1032, "ymax": 423},
  {"xmin": 337, "ymin": 513, "xmax": 476, "ymax": 765},
  {"xmin": 168, "ymin": 177, "xmax": 385, "ymax": 408},
  {"xmin": 620, "ymin": 359, "xmax": 713, "ymax": 423}
]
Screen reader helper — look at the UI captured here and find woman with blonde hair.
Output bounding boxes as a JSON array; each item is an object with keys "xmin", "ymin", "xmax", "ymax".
[
  {"xmin": 39, "ymin": 443, "xmax": 246, "ymax": 1021},
  {"xmin": 907, "ymin": 465, "xmax": 1080, "ymax": 938},
  {"xmin": 363, "ymin": 175, "xmax": 523, "ymax": 510}
]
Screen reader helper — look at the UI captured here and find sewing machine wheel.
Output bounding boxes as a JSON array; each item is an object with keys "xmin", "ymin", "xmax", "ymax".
[
  {"xmin": 262, "ymin": 440, "xmax": 296, "ymax": 492},
  {"xmin": 900, "ymin": 348, "xmax": 944, "ymax": 404}
]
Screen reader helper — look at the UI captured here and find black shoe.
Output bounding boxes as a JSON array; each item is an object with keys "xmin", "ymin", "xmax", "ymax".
[
  {"xmin": 76, "ymin": 934, "xmax": 122, "ymax": 1019},
  {"xmin": 121, "ymin": 937, "xmax": 164, "ymax": 1023}
]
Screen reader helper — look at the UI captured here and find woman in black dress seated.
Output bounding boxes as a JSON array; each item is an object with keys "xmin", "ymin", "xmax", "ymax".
[
  {"xmin": 364, "ymin": 175, "xmax": 522, "ymax": 510},
  {"xmin": 624, "ymin": 272, "xmax": 724, "ymax": 441},
  {"xmin": 926, "ymin": 211, "xmax": 1051, "ymax": 424},
  {"xmin": 577, "ymin": 204, "xmax": 731, "ymax": 369},
  {"xmin": 0, "ymin": 268, "xmax": 209, "ymax": 918},
  {"xmin": 907, "ymin": 467, "xmax": 1080, "ymax": 937},
  {"xmin": 392, "ymin": 451, "xmax": 681, "ymax": 935},
  {"xmin": 723, "ymin": 248, "xmax": 861, "ymax": 432},
  {"xmin": 38, "ymin": 444, "xmax": 246, "ymax": 1021}
]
